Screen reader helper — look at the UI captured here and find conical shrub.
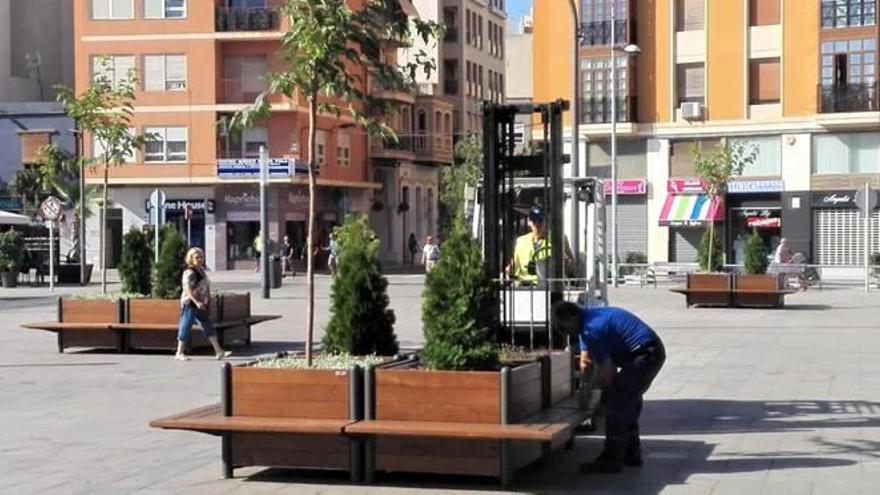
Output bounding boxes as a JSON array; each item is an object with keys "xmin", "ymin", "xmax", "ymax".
[
  {"xmin": 151, "ymin": 224, "xmax": 187, "ymax": 299},
  {"xmin": 119, "ymin": 227, "xmax": 153, "ymax": 295}
]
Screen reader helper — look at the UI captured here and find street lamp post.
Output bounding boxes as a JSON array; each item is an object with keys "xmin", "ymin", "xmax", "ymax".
[
  {"xmin": 567, "ymin": 0, "xmax": 582, "ymax": 272},
  {"xmin": 610, "ymin": 2, "xmax": 640, "ymax": 288}
]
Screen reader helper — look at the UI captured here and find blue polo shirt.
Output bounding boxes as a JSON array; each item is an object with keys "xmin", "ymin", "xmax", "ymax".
[{"xmin": 577, "ymin": 307, "xmax": 659, "ymax": 366}]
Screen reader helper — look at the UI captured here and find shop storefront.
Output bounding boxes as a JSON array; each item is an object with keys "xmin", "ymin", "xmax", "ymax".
[
  {"xmin": 811, "ymin": 190, "xmax": 880, "ymax": 266},
  {"xmin": 604, "ymin": 179, "xmax": 648, "ymax": 259},
  {"xmin": 660, "ymin": 179, "xmax": 723, "ymax": 262},
  {"xmin": 145, "ymin": 198, "xmax": 214, "ymax": 251},
  {"xmin": 726, "ymin": 180, "xmax": 783, "ymax": 264}
]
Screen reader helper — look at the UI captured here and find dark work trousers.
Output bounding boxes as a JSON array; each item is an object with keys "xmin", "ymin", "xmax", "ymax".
[{"xmin": 603, "ymin": 340, "xmax": 666, "ymax": 454}]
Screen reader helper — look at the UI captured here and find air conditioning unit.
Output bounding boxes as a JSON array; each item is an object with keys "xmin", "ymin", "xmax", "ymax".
[{"xmin": 681, "ymin": 102, "xmax": 703, "ymax": 120}]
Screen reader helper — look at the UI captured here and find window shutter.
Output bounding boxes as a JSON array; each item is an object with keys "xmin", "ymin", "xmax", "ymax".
[
  {"xmin": 753, "ymin": 59, "xmax": 780, "ymax": 103},
  {"xmin": 166, "ymin": 127, "xmax": 187, "ymax": 143},
  {"xmin": 684, "ymin": 64, "xmax": 704, "ymax": 99},
  {"xmin": 144, "ymin": 0, "xmax": 163, "ymax": 18},
  {"xmin": 92, "ymin": 0, "xmax": 110, "ymax": 19},
  {"xmin": 114, "ymin": 56, "xmax": 135, "ymax": 89},
  {"xmin": 244, "ymin": 127, "xmax": 268, "ymax": 144},
  {"xmin": 166, "ymin": 55, "xmax": 186, "ymax": 90},
  {"xmin": 143, "ymin": 55, "xmax": 164, "ymax": 91},
  {"xmin": 112, "ymin": 0, "xmax": 133, "ymax": 18}
]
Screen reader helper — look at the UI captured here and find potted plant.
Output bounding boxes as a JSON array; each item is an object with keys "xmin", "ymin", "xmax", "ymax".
[
  {"xmin": 734, "ymin": 231, "xmax": 785, "ymax": 307},
  {"xmin": 0, "ymin": 230, "xmax": 25, "ymax": 288}
]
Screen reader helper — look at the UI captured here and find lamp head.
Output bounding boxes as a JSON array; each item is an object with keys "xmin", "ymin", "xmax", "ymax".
[{"xmin": 623, "ymin": 44, "xmax": 641, "ymax": 54}]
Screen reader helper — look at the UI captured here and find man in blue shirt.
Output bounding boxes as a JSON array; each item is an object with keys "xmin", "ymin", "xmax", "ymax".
[{"xmin": 553, "ymin": 301, "xmax": 666, "ymax": 474}]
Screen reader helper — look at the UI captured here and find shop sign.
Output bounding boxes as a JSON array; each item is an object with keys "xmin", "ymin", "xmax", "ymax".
[
  {"xmin": 0, "ymin": 196, "xmax": 23, "ymax": 212},
  {"xmin": 811, "ymin": 191, "xmax": 857, "ymax": 208},
  {"xmin": 747, "ymin": 217, "xmax": 781, "ymax": 228},
  {"xmin": 728, "ymin": 180, "xmax": 784, "ymax": 194},
  {"xmin": 145, "ymin": 199, "xmax": 215, "ymax": 213},
  {"xmin": 603, "ymin": 179, "xmax": 647, "ymax": 196},
  {"xmin": 216, "ymin": 158, "xmax": 309, "ymax": 179},
  {"xmin": 667, "ymin": 179, "xmax": 706, "ymax": 193},
  {"xmin": 223, "ymin": 190, "xmax": 260, "ymax": 210}
]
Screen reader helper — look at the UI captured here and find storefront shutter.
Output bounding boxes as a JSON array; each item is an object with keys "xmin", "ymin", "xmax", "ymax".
[
  {"xmin": 814, "ymin": 208, "xmax": 880, "ymax": 266},
  {"xmin": 613, "ymin": 196, "xmax": 648, "ymax": 259},
  {"xmin": 671, "ymin": 227, "xmax": 703, "ymax": 263}
]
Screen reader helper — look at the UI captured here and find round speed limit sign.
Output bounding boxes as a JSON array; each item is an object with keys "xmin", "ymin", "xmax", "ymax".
[{"xmin": 41, "ymin": 196, "xmax": 63, "ymax": 221}]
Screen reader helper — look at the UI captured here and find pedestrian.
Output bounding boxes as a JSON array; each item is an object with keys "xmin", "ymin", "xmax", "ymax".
[
  {"xmin": 281, "ymin": 235, "xmax": 295, "ymax": 277},
  {"xmin": 552, "ymin": 301, "xmax": 666, "ymax": 474},
  {"xmin": 175, "ymin": 247, "xmax": 232, "ymax": 361},
  {"xmin": 408, "ymin": 233, "xmax": 419, "ymax": 265},
  {"xmin": 324, "ymin": 233, "xmax": 338, "ymax": 277},
  {"xmin": 774, "ymin": 237, "xmax": 794, "ymax": 264},
  {"xmin": 421, "ymin": 234, "xmax": 440, "ymax": 272},
  {"xmin": 252, "ymin": 233, "xmax": 262, "ymax": 272}
]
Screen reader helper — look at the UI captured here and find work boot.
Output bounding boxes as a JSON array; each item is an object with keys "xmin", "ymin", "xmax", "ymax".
[
  {"xmin": 579, "ymin": 448, "xmax": 623, "ymax": 474},
  {"xmin": 624, "ymin": 437, "xmax": 642, "ymax": 466}
]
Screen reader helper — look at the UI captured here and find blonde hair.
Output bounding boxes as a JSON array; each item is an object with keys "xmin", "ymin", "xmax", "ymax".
[{"xmin": 184, "ymin": 247, "xmax": 205, "ymax": 268}]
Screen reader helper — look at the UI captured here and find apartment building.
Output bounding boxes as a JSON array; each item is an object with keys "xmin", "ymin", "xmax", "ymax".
[
  {"xmin": 74, "ymin": 0, "xmax": 451, "ymax": 269},
  {"xmin": 505, "ymin": 9, "xmax": 533, "ymax": 153},
  {"xmin": 534, "ymin": 0, "xmax": 880, "ymax": 266}
]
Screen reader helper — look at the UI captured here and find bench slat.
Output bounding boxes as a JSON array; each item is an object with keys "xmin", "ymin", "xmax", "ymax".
[
  {"xmin": 732, "ymin": 290, "xmax": 797, "ymax": 295},
  {"xmin": 22, "ymin": 322, "xmax": 113, "ymax": 332},
  {"xmin": 149, "ymin": 404, "xmax": 354, "ymax": 434}
]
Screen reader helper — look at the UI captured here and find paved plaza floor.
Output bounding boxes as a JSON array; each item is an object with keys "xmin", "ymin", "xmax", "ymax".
[{"xmin": 1, "ymin": 273, "xmax": 879, "ymax": 494}]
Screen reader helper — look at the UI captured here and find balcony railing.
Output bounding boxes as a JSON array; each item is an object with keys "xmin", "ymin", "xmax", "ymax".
[
  {"xmin": 219, "ymin": 78, "xmax": 267, "ymax": 104},
  {"xmin": 444, "ymin": 27, "xmax": 459, "ymax": 43},
  {"xmin": 580, "ymin": 96, "xmax": 637, "ymax": 124},
  {"xmin": 580, "ymin": 19, "xmax": 630, "ymax": 46},
  {"xmin": 443, "ymin": 79, "xmax": 459, "ymax": 95},
  {"xmin": 818, "ymin": 83, "xmax": 879, "ymax": 113},
  {"xmin": 215, "ymin": 7, "xmax": 280, "ymax": 32},
  {"xmin": 372, "ymin": 135, "xmax": 414, "ymax": 154}
]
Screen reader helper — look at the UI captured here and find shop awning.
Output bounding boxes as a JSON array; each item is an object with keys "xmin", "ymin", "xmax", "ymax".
[
  {"xmin": 0, "ymin": 210, "xmax": 32, "ymax": 226},
  {"xmin": 659, "ymin": 194, "xmax": 723, "ymax": 226}
]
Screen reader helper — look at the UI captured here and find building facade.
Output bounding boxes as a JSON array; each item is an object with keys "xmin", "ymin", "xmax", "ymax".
[
  {"xmin": 505, "ymin": 9, "xmax": 533, "ymax": 153},
  {"xmin": 534, "ymin": 0, "xmax": 880, "ymax": 266},
  {"xmin": 74, "ymin": 0, "xmax": 451, "ymax": 270}
]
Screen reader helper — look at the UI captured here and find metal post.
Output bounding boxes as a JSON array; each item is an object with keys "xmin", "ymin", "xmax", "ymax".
[
  {"xmin": 49, "ymin": 221, "xmax": 55, "ymax": 292},
  {"xmin": 567, "ymin": 0, "xmax": 581, "ymax": 274},
  {"xmin": 260, "ymin": 146, "xmax": 270, "ymax": 299},
  {"xmin": 610, "ymin": 2, "xmax": 619, "ymax": 288},
  {"xmin": 153, "ymin": 205, "xmax": 160, "ymax": 265},
  {"xmin": 74, "ymin": 125, "xmax": 86, "ymax": 286},
  {"xmin": 865, "ymin": 182, "xmax": 870, "ymax": 293},
  {"xmin": 187, "ymin": 216, "xmax": 192, "ymax": 246}
]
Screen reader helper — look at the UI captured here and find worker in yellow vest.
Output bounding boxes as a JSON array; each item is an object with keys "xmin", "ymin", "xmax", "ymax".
[{"xmin": 505, "ymin": 205, "xmax": 573, "ymax": 285}]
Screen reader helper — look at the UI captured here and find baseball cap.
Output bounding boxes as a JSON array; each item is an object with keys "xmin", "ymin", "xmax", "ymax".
[{"xmin": 528, "ymin": 205, "xmax": 545, "ymax": 222}]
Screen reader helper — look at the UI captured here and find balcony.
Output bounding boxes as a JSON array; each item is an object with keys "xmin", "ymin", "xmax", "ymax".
[
  {"xmin": 414, "ymin": 133, "xmax": 453, "ymax": 165},
  {"xmin": 579, "ymin": 19, "xmax": 630, "ymax": 46},
  {"xmin": 372, "ymin": 81, "xmax": 416, "ymax": 104},
  {"xmin": 215, "ymin": 7, "xmax": 280, "ymax": 32},
  {"xmin": 444, "ymin": 27, "xmax": 459, "ymax": 43},
  {"xmin": 581, "ymin": 96, "xmax": 637, "ymax": 124},
  {"xmin": 818, "ymin": 83, "xmax": 879, "ymax": 113},
  {"xmin": 443, "ymin": 79, "xmax": 458, "ymax": 95},
  {"xmin": 219, "ymin": 78, "xmax": 267, "ymax": 104},
  {"xmin": 372, "ymin": 135, "xmax": 415, "ymax": 160}
]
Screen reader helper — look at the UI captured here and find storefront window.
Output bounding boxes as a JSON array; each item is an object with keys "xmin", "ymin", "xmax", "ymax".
[
  {"xmin": 813, "ymin": 132, "xmax": 880, "ymax": 174},
  {"xmin": 227, "ymin": 221, "xmax": 261, "ymax": 261},
  {"xmin": 729, "ymin": 136, "xmax": 781, "ymax": 176},
  {"xmin": 670, "ymin": 139, "xmax": 721, "ymax": 177},
  {"xmin": 728, "ymin": 208, "xmax": 781, "ymax": 264}
]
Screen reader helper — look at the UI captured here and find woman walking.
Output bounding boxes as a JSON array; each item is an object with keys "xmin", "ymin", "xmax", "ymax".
[{"xmin": 175, "ymin": 247, "xmax": 232, "ymax": 361}]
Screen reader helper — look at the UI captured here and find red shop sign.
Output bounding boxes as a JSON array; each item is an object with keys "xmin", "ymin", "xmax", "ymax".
[
  {"xmin": 603, "ymin": 179, "xmax": 647, "ymax": 195},
  {"xmin": 668, "ymin": 179, "xmax": 707, "ymax": 193},
  {"xmin": 747, "ymin": 217, "xmax": 781, "ymax": 228}
]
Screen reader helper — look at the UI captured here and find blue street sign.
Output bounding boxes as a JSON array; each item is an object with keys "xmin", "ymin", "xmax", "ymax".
[{"xmin": 217, "ymin": 158, "xmax": 310, "ymax": 179}]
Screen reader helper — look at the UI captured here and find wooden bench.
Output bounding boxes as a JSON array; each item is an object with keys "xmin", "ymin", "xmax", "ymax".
[
  {"xmin": 669, "ymin": 273, "xmax": 733, "ymax": 307},
  {"xmin": 670, "ymin": 273, "xmax": 796, "ymax": 308}
]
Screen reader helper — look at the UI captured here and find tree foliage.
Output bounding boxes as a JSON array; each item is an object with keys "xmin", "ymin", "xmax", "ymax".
[
  {"xmin": 230, "ymin": 0, "xmax": 440, "ymax": 365},
  {"xmin": 439, "ymin": 133, "xmax": 482, "ymax": 236},
  {"xmin": 151, "ymin": 225, "xmax": 187, "ymax": 299},
  {"xmin": 698, "ymin": 228, "xmax": 723, "ymax": 273},
  {"xmin": 323, "ymin": 214, "xmax": 398, "ymax": 356},
  {"xmin": 0, "ymin": 230, "xmax": 25, "ymax": 273},
  {"xmin": 421, "ymin": 220, "xmax": 497, "ymax": 370},
  {"xmin": 119, "ymin": 227, "xmax": 153, "ymax": 295},
  {"xmin": 743, "ymin": 231, "xmax": 769, "ymax": 275},
  {"xmin": 692, "ymin": 140, "xmax": 758, "ymax": 272}
]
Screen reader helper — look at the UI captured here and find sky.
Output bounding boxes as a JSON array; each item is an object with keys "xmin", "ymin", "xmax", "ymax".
[{"xmin": 507, "ymin": 0, "xmax": 532, "ymax": 21}]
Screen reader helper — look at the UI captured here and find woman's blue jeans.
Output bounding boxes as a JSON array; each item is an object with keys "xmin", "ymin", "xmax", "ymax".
[{"xmin": 177, "ymin": 302, "xmax": 216, "ymax": 342}]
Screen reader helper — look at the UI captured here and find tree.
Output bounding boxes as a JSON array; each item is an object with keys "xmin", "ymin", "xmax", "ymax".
[
  {"xmin": 323, "ymin": 214, "xmax": 398, "ymax": 356},
  {"xmin": 421, "ymin": 220, "xmax": 497, "ymax": 370},
  {"xmin": 231, "ymin": 0, "xmax": 440, "ymax": 365},
  {"xmin": 743, "ymin": 230, "xmax": 769, "ymax": 275},
  {"xmin": 698, "ymin": 228, "xmax": 723, "ymax": 273},
  {"xmin": 56, "ymin": 58, "xmax": 149, "ymax": 293},
  {"xmin": 0, "ymin": 230, "xmax": 25, "ymax": 274},
  {"xmin": 692, "ymin": 140, "xmax": 758, "ymax": 272},
  {"xmin": 439, "ymin": 133, "xmax": 482, "ymax": 236},
  {"xmin": 151, "ymin": 225, "xmax": 187, "ymax": 299},
  {"xmin": 119, "ymin": 227, "xmax": 153, "ymax": 295}
]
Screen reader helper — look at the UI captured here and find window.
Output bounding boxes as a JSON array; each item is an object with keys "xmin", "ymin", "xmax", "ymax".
[
  {"xmin": 144, "ymin": 127, "xmax": 187, "ymax": 162},
  {"xmin": 92, "ymin": 129, "xmax": 136, "ymax": 163},
  {"xmin": 730, "ymin": 136, "xmax": 782, "ymax": 176},
  {"xmin": 581, "ymin": 57, "xmax": 631, "ymax": 123},
  {"xmin": 670, "ymin": 139, "xmax": 721, "ymax": 177},
  {"xmin": 822, "ymin": 0, "xmax": 876, "ymax": 28},
  {"xmin": 749, "ymin": 0, "xmax": 780, "ymax": 26},
  {"xmin": 223, "ymin": 55, "xmax": 268, "ymax": 102},
  {"xmin": 143, "ymin": 55, "xmax": 186, "ymax": 91},
  {"xmin": 676, "ymin": 0, "xmax": 704, "ymax": 31},
  {"xmin": 814, "ymin": 132, "xmax": 880, "ymax": 174},
  {"xmin": 243, "ymin": 127, "xmax": 267, "ymax": 158},
  {"xmin": 478, "ymin": 15, "xmax": 484, "ymax": 49},
  {"xmin": 821, "ymin": 39, "xmax": 877, "ymax": 87},
  {"xmin": 91, "ymin": 0, "xmax": 133, "ymax": 19},
  {"xmin": 677, "ymin": 63, "xmax": 705, "ymax": 105},
  {"xmin": 144, "ymin": 0, "xmax": 186, "ymax": 18},
  {"xmin": 91, "ymin": 55, "xmax": 135, "ymax": 90},
  {"xmin": 749, "ymin": 58, "xmax": 780, "ymax": 104},
  {"xmin": 315, "ymin": 130, "xmax": 327, "ymax": 168},
  {"xmin": 337, "ymin": 132, "xmax": 351, "ymax": 168},
  {"xmin": 466, "ymin": 9, "xmax": 472, "ymax": 44}
]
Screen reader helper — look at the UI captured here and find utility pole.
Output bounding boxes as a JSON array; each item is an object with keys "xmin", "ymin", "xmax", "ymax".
[{"xmin": 259, "ymin": 146, "xmax": 270, "ymax": 299}]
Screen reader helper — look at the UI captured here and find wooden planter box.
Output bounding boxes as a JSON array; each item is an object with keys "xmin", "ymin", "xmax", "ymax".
[
  {"xmin": 221, "ymin": 363, "xmax": 363, "ymax": 478},
  {"xmin": 733, "ymin": 274, "xmax": 786, "ymax": 308},
  {"xmin": 365, "ymin": 361, "xmax": 545, "ymax": 479},
  {"xmin": 684, "ymin": 273, "xmax": 733, "ymax": 307},
  {"xmin": 544, "ymin": 351, "xmax": 574, "ymax": 407},
  {"xmin": 219, "ymin": 292, "xmax": 251, "ymax": 346},
  {"xmin": 127, "ymin": 298, "xmax": 204, "ymax": 351},
  {"xmin": 57, "ymin": 298, "xmax": 124, "ymax": 352}
]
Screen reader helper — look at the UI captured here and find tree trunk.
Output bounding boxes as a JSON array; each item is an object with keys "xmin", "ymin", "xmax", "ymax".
[
  {"xmin": 708, "ymin": 220, "xmax": 715, "ymax": 273},
  {"xmin": 101, "ymin": 158, "xmax": 108, "ymax": 293},
  {"xmin": 306, "ymin": 93, "xmax": 318, "ymax": 367}
]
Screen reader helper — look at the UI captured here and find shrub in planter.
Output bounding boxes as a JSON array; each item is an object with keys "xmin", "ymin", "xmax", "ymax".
[
  {"xmin": 421, "ymin": 221, "xmax": 497, "ymax": 370},
  {"xmin": 698, "ymin": 228, "xmax": 723, "ymax": 273},
  {"xmin": 0, "ymin": 230, "xmax": 25, "ymax": 287},
  {"xmin": 151, "ymin": 225, "xmax": 187, "ymax": 299},
  {"xmin": 743, "ymin": 231, "xmax": 769, "ymax": 275},
  {"xmin": 323, "ymin": 215, "xmax": 399, "ymax": 356},
  {"xmin": 119, "ymin": 227, "xmax": 153, "ymax": 295}
]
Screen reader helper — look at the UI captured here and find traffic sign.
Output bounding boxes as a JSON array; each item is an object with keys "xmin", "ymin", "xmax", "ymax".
[
  {"xmin": 40, "ymin": 196, "xmax": 63, "ymax": 221},
  {"xmin": 149, "ymin": 189, "xmax": 167, "ymax": 225}
]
